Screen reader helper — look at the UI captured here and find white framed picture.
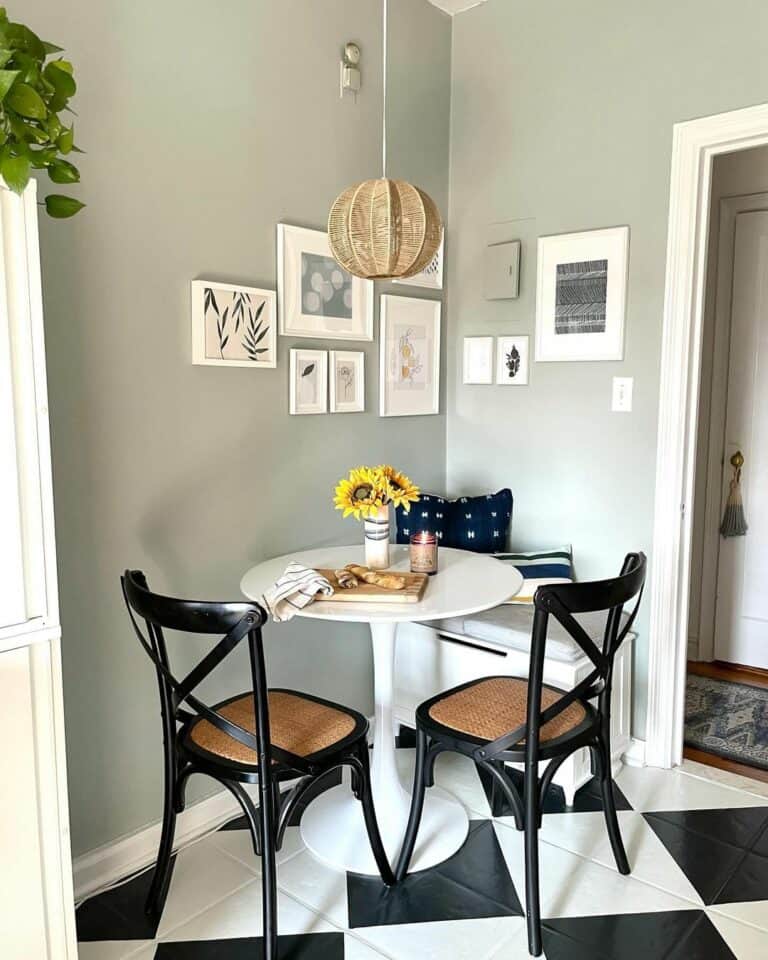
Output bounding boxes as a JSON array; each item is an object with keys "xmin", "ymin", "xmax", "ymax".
[
  {"xmin": 535, "ymin": 226, "xmax": 629, "ymax": 362},
  {"xmin": 191, "ymin": 280, "xmax": 276, "ymax": 368},
  {"xmin": 277, "ymin": 224, "xmax": 373, "ymax": 341},
  {"xmin": 379, "ymin": 295, "xmax": 441, "ymax": 417},
  {"xmin": 496, "ymin": 335, "xmax": 530, "ymax": 385},
  {"xmin": 289, "ymin": 349, "xmax": 328, "ymax": 415},
  {"xmin": 463, "ymin": 336, "xmax": 494, "ymax": 384},
  {"xmin": 329, "ymin": 350, "xmax": 365, "ymax": 413},
  {"xmin": 393, "ymin": 233, "xmax": 444, "ymax": 290}
]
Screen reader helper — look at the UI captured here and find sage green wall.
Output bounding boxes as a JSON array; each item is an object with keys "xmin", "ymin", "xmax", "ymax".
[
  {"xmin": 446, "ymin": 0, "xmax": 768, "ymax": 733},
  {"xmin": 24, "ymin": 0, "xmax": 450, "ymax": 857}
]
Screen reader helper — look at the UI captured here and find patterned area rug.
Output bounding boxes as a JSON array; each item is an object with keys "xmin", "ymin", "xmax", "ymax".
[{"xmin": 685, "ymin": 673, "xmax": 768, "ymax": 770}]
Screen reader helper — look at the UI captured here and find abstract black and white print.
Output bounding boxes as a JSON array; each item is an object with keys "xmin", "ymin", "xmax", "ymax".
[
  {"xmin": 554, "ymin": 258, "xmax": 608, "ymax": 335},
  {"xmin": 301, "ymin": 253, "xmax": 353, "ymax": 319}
]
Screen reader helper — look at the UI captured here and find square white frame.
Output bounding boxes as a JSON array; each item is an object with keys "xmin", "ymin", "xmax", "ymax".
[
  {"xmin": 289, "ymin": 349, "xmax": 328, "ymax": 415},
  {"xmin": 393, "ymin": 233, "xmax": 444, "ymax": 290},
  {"xmin": 329, "ymin": 350, "xmax": 365, "ymax": 413},
  {"xmin": 496, "ymin": 335, "xmax": 530, "ymax": 385},
  {"xmin": 277, "ymin": 224, "xmax": 373, "ymax": 341},
  {"xmin": 191, "ymin": 280, "xmax": 277, "ymax": 368},
  {"xmin": 535, "ymin": 226, "xmax": 629, "ymax": 362},
  {"xmin": 379, "ymin": 295, "xmax": 441, "ymax": 417},
  {"xmin": 462, "ymin": 336, "xmax": 494, "ymax": 384}
]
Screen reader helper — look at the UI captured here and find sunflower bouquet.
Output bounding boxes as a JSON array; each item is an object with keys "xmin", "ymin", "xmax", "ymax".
[{"xmin": 334, "ymin": 465, "xmax": 420, "ymax": 520}]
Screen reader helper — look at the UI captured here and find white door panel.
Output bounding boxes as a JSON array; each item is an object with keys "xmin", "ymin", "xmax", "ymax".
[{"xmin": 714, "ymin": 210, "xmax": 768, "ymax": 667}]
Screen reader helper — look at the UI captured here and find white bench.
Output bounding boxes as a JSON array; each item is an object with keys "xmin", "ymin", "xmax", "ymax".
[{"xmin": 394, "ymin": 604, "xmax": 633, "ymax": 806}]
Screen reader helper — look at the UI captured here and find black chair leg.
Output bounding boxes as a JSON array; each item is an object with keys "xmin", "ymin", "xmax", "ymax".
[
  {"xmin": 145, "ymin": 751, "xmax": 177, "ymax": 919},
  {"xmin": 394, "ymin": 727, "xmax": 429, "ymax": 882},
  {"xmin": 356, "ymin": 744, "xmax": 396, "ymax": 886},
  {"xmin": 523, "ymin": 759, "xmax": 543, "ymax": 957},
  {"xmin": 595, "ymin": 737, "xmax": 630, "ymax": 875},
  {"xmin": 259, "ymin": 770, "xmax": 279, "ymax": 960}
]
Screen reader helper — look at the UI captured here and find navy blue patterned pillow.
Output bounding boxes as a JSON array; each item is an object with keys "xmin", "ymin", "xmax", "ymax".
[{"xmin": 396, "ymin": 489, "xmax": 512, "ymax": 553}]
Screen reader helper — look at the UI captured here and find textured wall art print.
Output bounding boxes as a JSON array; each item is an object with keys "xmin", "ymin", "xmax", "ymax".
[
  {"xmin": 380, "ymin": 295, "xmax": 441, "ymax": 417},
  {"xmin": 278, "ymin": 224, "xmax": 373, "ymax": 340},
  {"xmin": 536, "ymin": 226, "xmax": 629, "ymax": 362},
  {"xmin": 191, "ymin": 280, "xmax": 276, "ymax": 368}
]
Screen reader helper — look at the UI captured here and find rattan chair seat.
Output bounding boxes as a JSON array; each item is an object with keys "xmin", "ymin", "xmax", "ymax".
[
  {"xmin": 428, "ymin": 677, "xmax": 587, "ymax": 744},
  {"xmin": 187, "ymin": 690, "xmax": 357, "ymax": 765}
]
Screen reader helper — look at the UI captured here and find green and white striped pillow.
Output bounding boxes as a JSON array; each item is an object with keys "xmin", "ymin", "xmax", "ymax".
[{"xmin": 495, "ymin": 547, "xmax": 574, "ymax": 603}]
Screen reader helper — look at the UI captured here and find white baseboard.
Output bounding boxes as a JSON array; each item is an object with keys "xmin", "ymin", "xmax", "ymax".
[
  {"xmin": 622, "ymin": 737, "xmax": 646, "ymax": 768},
  {"xmin": 73, "ymin": 786, "xmax": 255, "ymax": 902}
]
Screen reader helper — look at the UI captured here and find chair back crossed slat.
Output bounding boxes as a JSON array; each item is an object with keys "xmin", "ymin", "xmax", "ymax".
[
  {"xmin": 476, "ymin": 553, "xmax": 646, "ymax": 762},
  {"xmin": 121, "ymin": 570, "xmax": 299, "ymax": 769}
]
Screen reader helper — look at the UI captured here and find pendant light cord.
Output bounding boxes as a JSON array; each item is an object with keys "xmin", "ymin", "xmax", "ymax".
[{"xmin": 382, "ymin": 0, "xmax": 387, "ymax": 179}]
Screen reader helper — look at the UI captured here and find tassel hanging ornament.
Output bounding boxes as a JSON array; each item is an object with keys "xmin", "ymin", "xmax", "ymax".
[{"xmin": 720, "ymin": 451, "xmax": 748, "ymax": 538}]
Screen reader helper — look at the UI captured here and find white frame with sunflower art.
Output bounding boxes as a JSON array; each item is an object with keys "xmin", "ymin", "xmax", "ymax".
[
  {"xmin": 289, "ymin": 349, "xmax": 328, "ymax": 415},
  {"xmin": 277, "ymin": 224, "xmax": 374, "ymax": 341},
  {"xmin": 393, "ymin": 233, "xmax": 444, "ymax": 290},
  {"xmin": 379, "ymin": 295, "xmax": 441, "ymax": 418},
  {"xmin": 496, "ymin": 335, "xmax": 530, "ymax": 385},
  {"xmin": 191, "ymin": 280, "xmax": 277, "ymax": 368},
  {"xmin": 329, "ymin": 351, "xmax": 365, "ymax": 414}
]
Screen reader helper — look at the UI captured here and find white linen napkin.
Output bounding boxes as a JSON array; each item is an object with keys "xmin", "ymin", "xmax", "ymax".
[{"xmin": 262, "ymin": 561, "xmax": 334, "ymax": 623}]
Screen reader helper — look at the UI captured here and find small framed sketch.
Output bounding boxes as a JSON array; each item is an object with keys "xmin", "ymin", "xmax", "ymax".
[
  {"xmin": 380, "ymin": 295, "xmax": 441, "ymax": 417},
  {"xmin": 496, "ymin": 335, "xmax": 529, "ymax": 385},
  {"xmin": 393, "ymin": 233, "xmax": 444, "ymax": 290},
  {"xmin": 289, "ymin": 349, "xmax": 328, "ymax": 415},
  {"xmin": 535, "ymin": 226, "xmax": 629, "ymax": 362},
  {"xmin": 277, "ymin": 224, "xmax": 373, "ymax": 341},
  {"xmin": 329, "ymin": 350, "xmax": 365, "ymax": 413},
  {"xmin": 191, "ymin": 281, "xmax": 276, "ymax": 368},
  {"xmin": 463, "ymin": 336, "xmax": 494, "ymax": 384}
]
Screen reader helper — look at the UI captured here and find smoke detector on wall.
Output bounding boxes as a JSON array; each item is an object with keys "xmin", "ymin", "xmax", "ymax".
[{"xmin": 427, "ymin": 0, "xmax": 488, "ymax": 14}]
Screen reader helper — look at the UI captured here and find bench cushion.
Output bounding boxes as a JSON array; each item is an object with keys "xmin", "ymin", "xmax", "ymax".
[{"xmin": 428, "ymin": 605, "xmax": 627, "ymax": 664}]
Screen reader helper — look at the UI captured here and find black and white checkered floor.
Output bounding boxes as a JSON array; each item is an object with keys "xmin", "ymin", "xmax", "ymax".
[{"xmin": 77, "ymin": 741, "xmax": 768, "ymax": 959}]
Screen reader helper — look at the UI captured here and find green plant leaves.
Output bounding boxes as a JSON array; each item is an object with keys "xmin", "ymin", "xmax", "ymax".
[
  {"xmin": 44, "ymin": 194, "xmax": 85, "ymax": 218},
  {"xmin": 0, "ymin": 152, "xmax": 29, "ymax": 192},
  {"xmin": 47, "ymin": 158, "xmax": 79, "ymax": 183},
  {"xmin": 0, "ymin": 66, "xmax": 18, "ymax": 99},
  {"xmin": 6, "ymin": 81, "xmax": 46, "ymax": 118},
  {"xmin": 57, "ymin": 125, "xmax": 74, "ymax": 154}
]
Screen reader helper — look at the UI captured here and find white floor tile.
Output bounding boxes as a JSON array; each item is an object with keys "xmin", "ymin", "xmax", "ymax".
[
  {"xmin": 679, "ymin": 759, "xmax": 768, "ymax": 800},
  {"xmin": 707, "ymin": 909, "xmax": 768, "ymax": 958},
  {"xmin": 708, "ymin": 898, "xmax": 768, "ymax": 934},
  {"xmin": 343, "ymin": 932, "xmax": 395, "ymax": 959},
  {"xmin": 209, "ymin": 822, "xmax": 307, "ymax": 873},
  {"xmin": 538, "ymin": 809, "xmax": 703, "ymax": 905},
  {"xmin": 355, "ymin": 917, "xmax": 527, "ymax": 960},
  {"xmin": 76, "ymin": 941, "xmax": 155, "ymax": 960},
  {"xmin": 156, "ymin": 834, "xmax": 259, "ymax": 936},
  {"xmin": 160, "ymin": 878, "xmax": 336, "ymax": 942},
  {"xmin": 493, "ymin": 819, "xmax": 694, "ymax": 919},
  {"xmin": 395, "ymin": 747, "xmax": 491, "ymax": 819},
  {"xmin": 615, "ymin": 764, "xmax": 768, "ymax": 812},
  {"xmin": 273, "ymin": 844, "xmax": 349, "ymax": 927}
]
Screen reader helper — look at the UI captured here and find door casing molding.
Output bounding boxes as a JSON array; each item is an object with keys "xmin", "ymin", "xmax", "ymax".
[{"xmin": 646, "ymin": 102, "xmax": 768, "ymax": 768}]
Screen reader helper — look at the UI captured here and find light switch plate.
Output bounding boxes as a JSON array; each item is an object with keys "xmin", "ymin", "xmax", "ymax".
[
  {"xmin": 612, "ymin": 376, "xmax": 633, "ymax": 412},
  {"xmin": 484, "ymin": 239, "xmax": 520, "ymax": 300}
]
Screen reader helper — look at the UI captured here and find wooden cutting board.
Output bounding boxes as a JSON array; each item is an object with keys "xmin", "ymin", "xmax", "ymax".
[{"xmin": 314, "ymin": 568, "xmax": 429, "ymax": 604}]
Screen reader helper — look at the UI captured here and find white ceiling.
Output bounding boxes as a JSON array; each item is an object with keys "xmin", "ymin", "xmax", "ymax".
[{"xmin": 428, "ymin": 0, "xmax": 488, "ymax": 15}]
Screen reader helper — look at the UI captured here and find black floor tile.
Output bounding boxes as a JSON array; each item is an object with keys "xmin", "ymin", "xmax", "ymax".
[
  {"xmin": 542, "ymin": 910, "xmax": 734, "ymax": 960},
  {"xmin": 347, "ymin": 819, "xmax": 521, "ymax": 928},
  {"xmin": 76, "ymin": 859, "xmax": 171, "ymax": 941},
  {"xmin": 155, "ymin": 932, "xmax": 345, "ymax": 958},
  {"xmin": 396, "ymin": 725, "xmax": 417, "ymax": 749},
  {"xmin": 477, "ymin": 763, "xmax": 632, "ymax": 817},
  {"xmin": 643, "ymin": 807, "xmax": 768, "ymax": 905}
]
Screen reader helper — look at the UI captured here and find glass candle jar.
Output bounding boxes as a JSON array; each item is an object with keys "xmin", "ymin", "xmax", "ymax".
[{"xmin": 410, "ymin": 531, "xmax": 438, "ymax": 575}]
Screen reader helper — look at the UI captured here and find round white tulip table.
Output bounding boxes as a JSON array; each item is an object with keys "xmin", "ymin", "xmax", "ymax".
[{"xmin": 240, "ymin": 545, "xmax": 522, "ymax": 875}]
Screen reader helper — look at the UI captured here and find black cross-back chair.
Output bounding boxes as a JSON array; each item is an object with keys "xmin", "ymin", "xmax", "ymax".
[
  {"xmin": 394, "ymin": 552, "xmax": 646, "ymax": 957},
  {"xmin": 121, "ymin": 570, "xmax": 394, "ymax": 960}
]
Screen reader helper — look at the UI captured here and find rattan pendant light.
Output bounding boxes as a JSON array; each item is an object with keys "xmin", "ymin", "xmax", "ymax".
[{"xmin": 328, "ymin": 0, "xmax": 443, "ymax": 280}]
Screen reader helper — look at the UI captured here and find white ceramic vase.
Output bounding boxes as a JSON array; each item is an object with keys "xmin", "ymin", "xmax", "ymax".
[{"xmin": 364, "ymin": 504, "xmax": 391, "ymax": 570}]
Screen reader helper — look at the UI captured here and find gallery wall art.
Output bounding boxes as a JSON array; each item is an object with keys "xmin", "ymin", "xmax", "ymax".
[
  {"xmin": 191, "ymin": 281, "xmax": 277, "ymax": 368},
  {"xmin": 535, "ymin": 226, "xmax": 629, "ymax": 362},
  {"xmin": 329, "ymin": 350, "xmax": 365, "ymax": 414},
  {"xmin": 278, "ymin": 224, "xmax": 373, "ymax": 341},
  {"xmin": 463, "ymin": 336, "xmax": 494, "ymax": 384},
  {"xmin": 393, "ymin": 233, "xmax": 444, "ymax": 290},
  {"xmin": 289, "ymin": 349, "xmax": 328, "ymax": 415},
  {"xmin": 496, "ymin": 335, "xmax": 529, "ymax": 385},
  {"xmin": 379, "ymin": 295, "xmax": 441, "ymax": 417}
]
